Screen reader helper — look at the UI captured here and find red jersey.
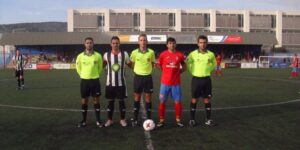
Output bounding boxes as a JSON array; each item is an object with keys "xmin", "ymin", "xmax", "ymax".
[
  {"xmin": 293, "ymin": 56, "xmax": 299, "ymax": 67},
  {"xmin": 216, "ymin": 55, "xmax": 222, "ymax": 66},
  {"xmin": 158, "ymin": 50, "xmax": 185, "ymax": 86}
]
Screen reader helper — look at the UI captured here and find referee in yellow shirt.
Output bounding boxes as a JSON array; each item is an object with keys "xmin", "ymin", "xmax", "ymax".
[
  {"xmin": 130, "ymin": 34, "xmax": 156, "ymax": 127},
  {"xmin": 76, "ymin": 37, "xmax": 103, "ymax": 128},
  {"xmin": 186, "ymin": 35, "xmax": 217, "ymax": 127}
]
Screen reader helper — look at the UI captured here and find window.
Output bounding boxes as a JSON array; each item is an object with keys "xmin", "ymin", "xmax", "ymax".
[
  {"xmin": 238, "ymin": 14, "xmax": 243, "ymax": 27},
  {"xmin": 169, "ymin": 13, "xmax": 175, "ymax": 27},
  {"xmin": 204, "ymin": 14, "xmax": 210, "ymax": 27},
  {"xmin": 133, "ymin": 13, "xmax": 140, "ymax": 27},
  {"xmin": 98, "ymin": 15, "xmax": 104, "ymax": 27},
  {"xmin": 271, "ymin": 15, "xmax": 276, "ymax": 28}
]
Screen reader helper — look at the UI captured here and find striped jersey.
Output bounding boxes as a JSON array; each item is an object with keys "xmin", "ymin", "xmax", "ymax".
[
  {"xmin": 12, "ymin": 55, "xmax": 27, "ymax": 71},
  {"xmin": 103, "ymin": 51, "xmax": 130, "ymax": 87}
]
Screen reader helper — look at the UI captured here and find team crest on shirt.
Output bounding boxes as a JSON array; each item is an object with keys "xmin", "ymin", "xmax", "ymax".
[
  {"xmin": 147, "ymin": 58, "xmax": 150, "ymax": 62},
  {"xmin": 166, "ymin": 61, "xmax": 177, "ymax": 68},
  {"xmin": 207, "ymin": 58, "xmax": 212, "ymax": 63},
  {"xmin": 94, "ymin": 61, "xmax": 97, "ymax": 64},
  {"xmin": 112, "ymin": 63, "xmax": 120, "ymax": 72}
]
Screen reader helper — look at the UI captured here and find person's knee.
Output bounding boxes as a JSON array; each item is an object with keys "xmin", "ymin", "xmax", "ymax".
[
  {"xmin": 174, "ymin": 100, "xmax": 181, "ymax": 104},
  {"xmin": 191, "ymin": 98, "xmax": 198, "ymax": 104},
  {"xmin": 145, "ymin": 93, "xmax": 152, "ymax": 103},
  {"xmin": 93, "ymin": 97, "xmax": 99, "ymax": 104},
  {"xmin": 81, "ymin": 98, "xmax": 88, "ymax": 104},
  {"xmin": 134, "ymin": 93, "xmax": 141, "ymax": 101},
  {"xmin": 204, "ymin": 98, "xmax": 210, "ymax": 104}
]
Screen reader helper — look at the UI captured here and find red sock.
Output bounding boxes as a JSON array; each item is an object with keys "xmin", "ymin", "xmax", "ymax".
[
  {"xmin": 159, "ymin": 103, "xmax": 165, "ymax": 121},
  {"xmin": 175, "ymin": 102, "xmax": 182, "ymax": 121},
  {"xmin": 291, "ymin": 72, "xmax": 295, "ymax": 77},
  {"xmin": 296, "ymin": 72, "xmax": 299, "ymax": 77}
]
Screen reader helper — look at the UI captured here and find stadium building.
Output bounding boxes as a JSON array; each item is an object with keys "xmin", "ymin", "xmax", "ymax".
[
  {"xmin": 67, "ymin": 8, "xmax": 300, "ymax": 50},
  {"xmin": 0, "ymin": 8, "xmax": 299, "ymax": 69}
]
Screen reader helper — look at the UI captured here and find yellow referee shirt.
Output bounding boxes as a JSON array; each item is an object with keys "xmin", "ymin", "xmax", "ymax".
[
  {"xmin": 130, "ymin": 48, "xmax": 155, "ymax": 75},
  {"xmin": 186, "ymin": 49, "xmax": 216, "ymax": 77},
  {"xmin": 76, "ymin": 51, "xmax": 103, "ymax": 79}
]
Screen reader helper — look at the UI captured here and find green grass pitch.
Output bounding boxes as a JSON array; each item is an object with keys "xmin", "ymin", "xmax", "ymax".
[{"xmin": 0, "ymin": 69, "xmax": 299, "ymax": 150}]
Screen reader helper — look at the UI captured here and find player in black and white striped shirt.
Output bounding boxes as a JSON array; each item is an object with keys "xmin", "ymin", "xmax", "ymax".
[
  {"xmin": 103, "ymin": 36, "xmax": 132, "ymax": 127},
  {"xmin": 12, "ymin": 49, "xmax": 28, "ymax": 90}
]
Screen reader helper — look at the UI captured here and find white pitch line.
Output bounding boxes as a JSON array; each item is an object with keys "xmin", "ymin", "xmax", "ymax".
[
  {"xmin": 233, "ymin": 76, "xmax": 300, "ymax": 84},
  {"xmin": 0, "ymin": 104, "xmax": 83, "ymax": 112},
  {"xmin": 0, "ymin": 78, "xmax": 14, "ymax": 82},
  {"xmin": 1, "ymin": 99, "xmax": 299, "ymax": 150},
  {"xmin": 181, "ymin": 98, "xmax": 300, "ymax": 111},
  {"xmin": 140, "ymin": 96, "xmax": 155, "ymax": 150},
  {"xmin": 0, "ymin": 99, "xmax": 300, "ymax": 113}
]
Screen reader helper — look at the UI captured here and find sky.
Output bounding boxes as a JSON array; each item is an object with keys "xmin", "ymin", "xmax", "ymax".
[{"xmin": 0, "ymin": 0, "xmax": 299, "ymax": 24}]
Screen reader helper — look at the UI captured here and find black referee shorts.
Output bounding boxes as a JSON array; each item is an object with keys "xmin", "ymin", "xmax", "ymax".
[
  {"xmin": 80, "ymin": 79, "xmax": 101, "ymax": 99},
  {"xmin": 105, "ymin": 86, "xmax": 127, "ymax": 99},
  {"xmin": 15, "ymin": 70, "xmax": 24, "ymax": 78},
  {"xmin": 133, "ymin": 74, "xmax": 153, "ymax": 94},
  {"xmin": 191, "ymin": 76, "xmax": 212, "ymax": 99}
]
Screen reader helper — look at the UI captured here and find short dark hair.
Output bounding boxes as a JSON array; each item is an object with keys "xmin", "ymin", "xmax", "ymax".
[
  {"xmin": 166, "ymin": 37, "xmax": 176, "ymax": 44},
  {"xmin": 198, "ymin": 35, "xmax": 208, "ymax": 42},
  {"xmin": 84, "ymin": 37, "xmax": 94, "ymax": 42},
  {"xmin": 138, "ymin": 33, "xmax": 147, "ymax": 40},
  {"xmin": 111, "ymin": 36, "xmax": 120, "ymax": 42}
]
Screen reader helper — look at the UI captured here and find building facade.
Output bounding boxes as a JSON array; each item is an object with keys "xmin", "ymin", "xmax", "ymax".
[{"xmin": 68, "ymin": 8, "xmax": 300, "ymax": 51}]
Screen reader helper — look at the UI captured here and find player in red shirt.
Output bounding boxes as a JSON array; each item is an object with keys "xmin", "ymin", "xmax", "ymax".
[
  {"xmin": 156, "ymin": 37, "xmax": 187, "ymax": 128},
  {"xmin": 290, "ymin": 53, "xmax": 299, "ymax": 78},
  {"xmin": 214, "ymin": 54, "xmax": 223, "ymax": 76}
]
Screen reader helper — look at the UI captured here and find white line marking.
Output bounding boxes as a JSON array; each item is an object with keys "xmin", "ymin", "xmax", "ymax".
[
  {"xmin": 140, "ymin": 96, "xmax": 154, "ymax": 150},
  {"xmin": 0, "ymin": 78, "xmax": 14, "ymax": 82},
  {"xmin": 0, "ymin": 99, "xmax": 300, "ymax": 113},
  {"xmin": 183, "ymin": 98, "xmax": 300, "ymax": 111},
  {"xmin": 0, "ymin": 104, "xmax": 83, "ymax": 112},
  {"xmin": 1, "ymin": 99, "xmax": 299, "ymax": 150},
  {"xmin": 232, "ymin": 76, "xmax": 300, "ymax": 84}
]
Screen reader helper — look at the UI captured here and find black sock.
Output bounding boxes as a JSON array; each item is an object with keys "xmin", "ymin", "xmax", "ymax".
[
  {"xmin": 81, "ymin": 104, "xmax": 88, "ymax": 122},
  {"xmin": 119, "ymin": 100, "xmax": 126, "ymax": 120},
  {"xmin": 205, "ymin": 103, "xmax": 211, "ymax": 120},
  {"xmin": 21, "ymin": 78, "xmax": 24, "ymax": 85},
  {"xmin": 190, "ymin": 102, "xmax": 197, "ymax": 120},
  {"xmin": 17, "ymin": 78, "xmax": 20, "ymax": 87},
  {"xmin": 107, "ymin": 100, "xmax": 114, "ymax": 120},
  {"xmin": 94, "ymin": 103, "xmax": 101, "ymax": 121},
  {"xmin": 133, "ymin": 101, "xmax": 140, "ymax": 120},
  {"xmin": 146, "ymin": 102, "xmax": 152, "ymax": 119}
]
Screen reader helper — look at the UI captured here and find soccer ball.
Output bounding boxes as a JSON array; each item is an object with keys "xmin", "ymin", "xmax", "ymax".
[{"xmin": 143, "ymin": 119, "xmax": 155, "ymax": 131}]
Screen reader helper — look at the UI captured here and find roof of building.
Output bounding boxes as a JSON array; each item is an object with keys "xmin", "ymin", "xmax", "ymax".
[{"xmin": 0, "ymin": 32, "xmax": 277, "ymax": 45}]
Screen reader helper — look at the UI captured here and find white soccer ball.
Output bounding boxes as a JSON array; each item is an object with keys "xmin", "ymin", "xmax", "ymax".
[{"xmin": 143, "ymin": 119, "xmax": 155, "ymax": 131}]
